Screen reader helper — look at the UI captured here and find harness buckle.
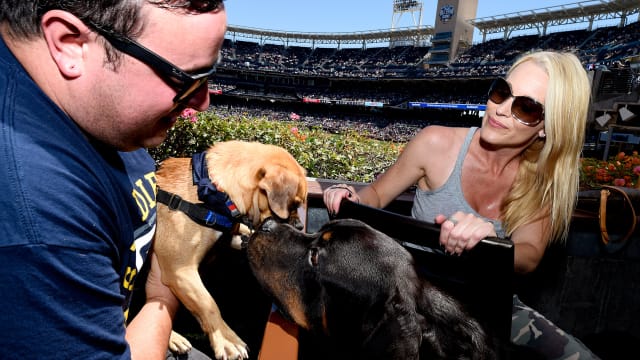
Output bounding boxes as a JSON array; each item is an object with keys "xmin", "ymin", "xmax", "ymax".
[
  {"xmin": 204, "ymin": 211, "xmax": 217, "ymax": 226},
  {"xmin": 167, "ymin": 193, "xmax": 183, "ymax": 211}
]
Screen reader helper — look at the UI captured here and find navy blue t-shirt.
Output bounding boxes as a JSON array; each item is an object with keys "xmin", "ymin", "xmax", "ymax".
[{"xmin": 0, "ymin": 36, "xmax": 157, "ymax": 358}]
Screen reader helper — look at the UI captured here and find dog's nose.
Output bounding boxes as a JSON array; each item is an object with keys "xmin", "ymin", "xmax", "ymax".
[
  {"xmin": 292, "ymin": 217, "xmax": 304, "ymax": 230},
  {"xmin": 259, "ymin": 217, "xmax": 279, "ymax": 232}
]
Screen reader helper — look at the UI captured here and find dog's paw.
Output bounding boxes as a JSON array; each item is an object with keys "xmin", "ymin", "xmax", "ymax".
[
  {"xmin": 210, "ymin": 328, "xmax": 249, "ymax": 360},
  {"xmin": 168, "ymin": 330, "xmax": 193, "ymax": 354},
  {"xmin": 230, "ymin": 234, "xmax": 245, "ymax": 250},
  {"xmin": 231, "ymin": 224, "xmax": 253, "ymax": 250}
]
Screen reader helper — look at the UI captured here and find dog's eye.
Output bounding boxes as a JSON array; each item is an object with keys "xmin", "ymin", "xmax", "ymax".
[{"xmin": 308, "ymin": 247, "xmax": 319, "ymax": 267}]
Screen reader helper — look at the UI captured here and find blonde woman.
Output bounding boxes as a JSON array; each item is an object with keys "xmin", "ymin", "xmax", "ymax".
[{"xmin": 324, "ymin": 51, "xmax": 599, "ymax": 359}]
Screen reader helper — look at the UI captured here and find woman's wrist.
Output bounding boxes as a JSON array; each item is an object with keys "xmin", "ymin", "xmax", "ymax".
[{"xmin": 328, "ymin": 184, "xmax": 360, "ymax": 203}]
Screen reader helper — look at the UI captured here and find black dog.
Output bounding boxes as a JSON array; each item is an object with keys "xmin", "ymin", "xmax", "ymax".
[{"xmin": 247, "ymin": 218, "xmax": 495, "ymax": 360}]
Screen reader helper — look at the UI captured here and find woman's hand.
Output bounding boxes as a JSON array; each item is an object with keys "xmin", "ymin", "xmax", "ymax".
[
  {"xmin": 323, "ymin": 184, "xmax": 360, "ymax": 216},
  {"xmin": 435, "ymin": 211, "xmax": 496, "ymax": 255}
]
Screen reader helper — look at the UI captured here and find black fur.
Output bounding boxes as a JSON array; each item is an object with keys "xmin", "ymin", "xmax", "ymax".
[{"xmin": 247, "ymin": 218, "xmax": 496, "ymax": 360}]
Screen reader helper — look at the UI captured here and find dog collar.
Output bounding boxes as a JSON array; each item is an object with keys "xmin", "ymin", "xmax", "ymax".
[{"xmin": 191, "ymin": 151, "xmax": 241, "ymax": 219}]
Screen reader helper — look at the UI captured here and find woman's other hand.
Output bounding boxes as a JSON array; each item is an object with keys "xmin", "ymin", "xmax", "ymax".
[{"xmin": 435, "ymin": 211, "xmax": 496, "ymax": 255}]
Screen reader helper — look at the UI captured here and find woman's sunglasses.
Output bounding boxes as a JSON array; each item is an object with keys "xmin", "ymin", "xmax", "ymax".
[
  {"xmin": 90, "ymin": 23, "xmax": 216, "ymax": 112},
  {"xmin": 488, "ymin": 78, "xmax": 545, "ymax": 126}
]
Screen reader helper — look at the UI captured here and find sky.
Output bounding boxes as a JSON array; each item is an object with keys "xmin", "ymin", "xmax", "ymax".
[{"xmin": 224, "ymin": 0, "xmax": 621, "ymax": 44}]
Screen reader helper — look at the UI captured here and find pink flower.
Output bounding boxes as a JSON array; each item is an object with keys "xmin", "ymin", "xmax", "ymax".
[
  {"xmin": 291, "ymin": 127, "xmax": 299, "ymax": 134},
  {"xmin": 634, "ymin": 166, "xmax": 640, "ymax": 175},
  {"xmin": 613, "ymin": 178, "xmax": 626, "ymax": 186},
  {"xmin": 181, "ymin": 108, "xmax": 196, "ymax": 117},
  {"xmin": 181, "ymin": 108, "xmax": 198, "ymax": 123}
]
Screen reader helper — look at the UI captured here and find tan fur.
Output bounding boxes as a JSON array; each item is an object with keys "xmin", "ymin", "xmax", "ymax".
[{"xmin": 154, "ymin": 141, "xmax": 307, "ymax": 360}]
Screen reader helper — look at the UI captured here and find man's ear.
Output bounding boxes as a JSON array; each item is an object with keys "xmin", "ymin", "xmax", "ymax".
[{"xmin": 40, "ymin": 10, "xmax": 92, "ymax": 79}]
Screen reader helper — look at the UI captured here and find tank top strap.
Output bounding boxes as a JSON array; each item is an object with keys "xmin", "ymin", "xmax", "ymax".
[{"xmin": 452, "ymin": 127, "xmax": 477, "ymax": 175}]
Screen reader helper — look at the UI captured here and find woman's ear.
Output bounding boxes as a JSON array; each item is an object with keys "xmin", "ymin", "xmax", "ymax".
[{"xmin": 40, "ymin": 10, "xmax": 92, "ymax": 79}]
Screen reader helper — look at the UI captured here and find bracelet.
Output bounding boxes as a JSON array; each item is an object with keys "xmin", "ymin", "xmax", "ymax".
[{"xmin": 328, "ymin": 184, "xmax": 360, "ymax": 203}]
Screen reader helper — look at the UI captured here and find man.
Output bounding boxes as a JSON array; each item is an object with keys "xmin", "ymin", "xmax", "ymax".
[{"xmin": 0, "ymin": 1, "xmax": 226, "ymax": 359}]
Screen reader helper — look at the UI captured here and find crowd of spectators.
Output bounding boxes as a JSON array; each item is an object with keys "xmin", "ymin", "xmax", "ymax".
[
  {"xmin": 220, "ymin": 40, "xmax": 427, "ymax": 78},
  {"xmin": 219, "ymin": 20, "xmax": 639, "ymax": 79},
  {"xmin": 207, "ymin": 20, "xmax": 639, "ymax": 144}
]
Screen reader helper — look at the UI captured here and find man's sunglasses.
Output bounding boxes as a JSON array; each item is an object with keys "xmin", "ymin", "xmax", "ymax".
[
  {"xmin": 488, "ymin": 78, "xmax": 545, "ymax": 126},
  {"xmin": 184, "ymin": 0, "xmax": 224, "ymax": 12},
  {"xmin": 90, "ymin": 24, "xmax": 216, "ymax": 110}
]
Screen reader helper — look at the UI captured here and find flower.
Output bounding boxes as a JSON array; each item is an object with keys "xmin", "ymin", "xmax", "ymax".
[
  {"xmin": 180, "ymin": 108, "xmax": 198, "ymax": 123},
  {"xmin": 289, "ymin": 112, "xmax": 301, "ymax": 121},
  {"xmin": 581, "ymin": 151, "xmax": 640, "ymax": 189},
  {"xmin": 290, "ymin": 126, "xmax": 307, "ymax": 141},
  {"xmin": 614, "ymin": 178, "xmax": 626, "ymax": 186}
]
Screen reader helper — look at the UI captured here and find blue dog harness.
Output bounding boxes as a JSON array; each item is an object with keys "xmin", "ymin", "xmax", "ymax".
[{"xmin": 157, "ymin": 151, "xmax": 243, "ymax": 232}]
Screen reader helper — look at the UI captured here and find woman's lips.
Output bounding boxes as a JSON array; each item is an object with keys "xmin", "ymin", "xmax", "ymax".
[{"xmin": 488, "ymin": 116, "xmax": 507, "ymax": 129}]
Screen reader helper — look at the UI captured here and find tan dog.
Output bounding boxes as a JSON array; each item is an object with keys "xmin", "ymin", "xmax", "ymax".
[{"xmin": 154, "ymin": 140, "xmax": 307, "ymax": 360}]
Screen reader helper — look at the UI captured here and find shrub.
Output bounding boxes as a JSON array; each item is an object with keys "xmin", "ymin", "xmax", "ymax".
[{"xmin": 149, "ymin": 109, "xmax": 404, "ymax": 183}]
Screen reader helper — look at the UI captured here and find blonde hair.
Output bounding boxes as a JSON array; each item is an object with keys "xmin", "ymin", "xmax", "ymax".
[{"xmin": 502, "ymin": 51, "xmax": 590, "ymax": 243}]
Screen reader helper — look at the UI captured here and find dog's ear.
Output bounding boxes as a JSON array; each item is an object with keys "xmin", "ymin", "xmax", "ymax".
[{"xmin": 257, "ymin": 165, "xmax": 302, "ymax": 219}]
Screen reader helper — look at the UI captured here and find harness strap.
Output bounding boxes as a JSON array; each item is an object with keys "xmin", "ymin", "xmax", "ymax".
[
  {"xmin": 157, "ymin": 188, "xmax": 238, "ymax": 232},
  {"xmin": 192, "ymin": 151, "xmax": 241, "ymax": 218}
]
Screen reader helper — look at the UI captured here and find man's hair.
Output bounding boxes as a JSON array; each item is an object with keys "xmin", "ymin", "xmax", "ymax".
[
  {"xmin": 0, "ymin": 1, "xmax": 222, "ymax": 39},
  {"xmin": 0, "ymin": 1, "xmax": 140, "ymax": 39},
  {"xmin": 0, "ymin": 1, "xmax": 222, "ymax": 66}
]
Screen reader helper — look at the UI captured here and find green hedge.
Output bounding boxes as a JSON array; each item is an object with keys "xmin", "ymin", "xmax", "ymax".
[{"xmin": 149, "ymin": 110, "xmax": 405, "ymax": 183}]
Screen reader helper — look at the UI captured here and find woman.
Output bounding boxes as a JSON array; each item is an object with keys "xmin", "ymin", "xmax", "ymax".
[{"xmin": 324, "ymin": 51, "xmax": 598, "ymax": 359}]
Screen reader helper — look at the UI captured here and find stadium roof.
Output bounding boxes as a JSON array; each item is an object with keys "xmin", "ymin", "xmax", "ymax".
[
  {"xmin": 225, "ymin": 25, "xmax": 434, "ymax": 48},
  {"xmin": 468, "ymin": 0, "xmax": 640, "ymax": 41},
  {"xmin": 225, "ymin": 0, "xmax": 639, "ymax": 47}
]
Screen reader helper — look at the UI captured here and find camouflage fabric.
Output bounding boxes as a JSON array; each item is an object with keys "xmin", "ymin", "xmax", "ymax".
[{"xmin": 511, "ymin": 295, "xmax": 600, "ymax": 359}]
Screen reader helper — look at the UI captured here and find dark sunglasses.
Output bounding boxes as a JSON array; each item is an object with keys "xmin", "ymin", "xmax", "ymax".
[
  {"xmin": 90, "ymin": 23, "xmax": 216, "ymax": 110},
  {"xmin": 488, "ymin": 78, "xmax": 545, "ymax": 126},
  {"xmin": 188, "ymin": 0, "xmax": 224, "ymax": 12}
]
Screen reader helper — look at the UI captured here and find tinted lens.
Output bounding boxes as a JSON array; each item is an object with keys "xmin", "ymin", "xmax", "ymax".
[
  {"xmin": 488, "ymin": 78, "xmax": 544, "ymax": 126},
  {"xmin": 512, "ymin": 96, "xmax": 544, "ymax": 124},
  {"xmin": 488, "ymin": 78, "xmax": 511, "ymax": 105},
  {"xmin": 190, "ymin": 0, "xmax": 223, "ymax": 12},
  {"xmin": 173, "ymin": 74, "xmax": 211, "ymax": 105}
]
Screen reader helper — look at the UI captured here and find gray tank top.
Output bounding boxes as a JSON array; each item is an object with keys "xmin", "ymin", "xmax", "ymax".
[{"xmin": 410, "ymin": 127, "xmax": 506, "ymax": 238}]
